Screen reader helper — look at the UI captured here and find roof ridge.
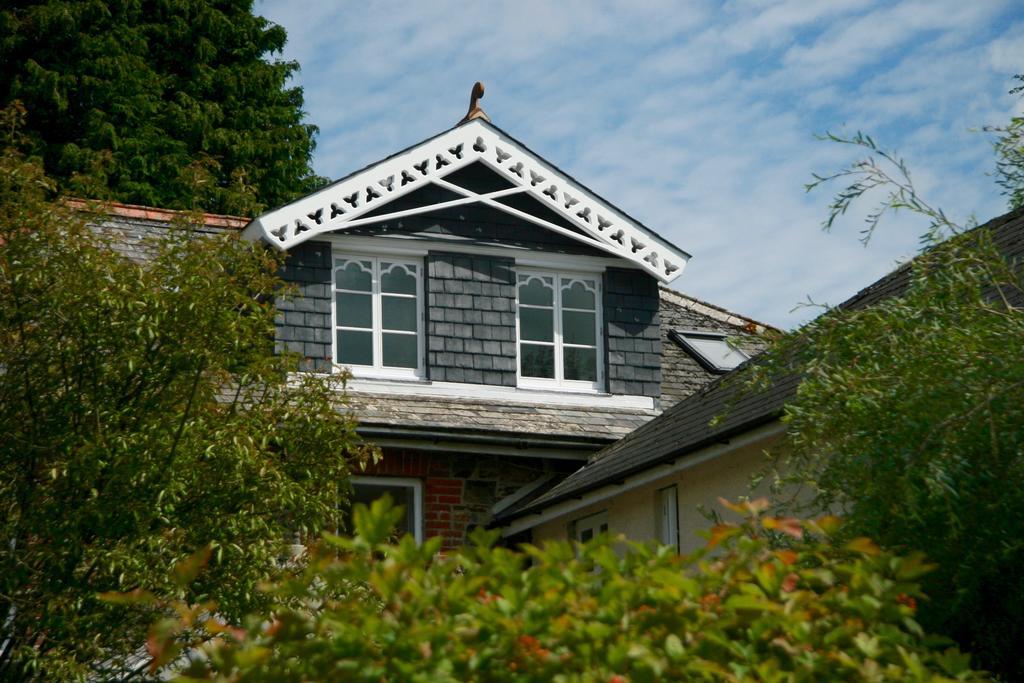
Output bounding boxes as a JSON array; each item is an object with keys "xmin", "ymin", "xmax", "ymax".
[
  {"xmin": 64, "ymin": 198, "xmax": 249, "ymax": 229},
  {"xmin": 659, "ymin": 286, "xmax": 777, "ymax": 333}
]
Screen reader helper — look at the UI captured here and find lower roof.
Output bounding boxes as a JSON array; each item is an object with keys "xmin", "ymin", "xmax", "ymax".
[
  {"xmin": 344, "ymin": 391, "xmax": 657, "ymax": 448},
  {"xmin": 500, "ymin": 207, "xmax": 1024, "ymax": 522}
]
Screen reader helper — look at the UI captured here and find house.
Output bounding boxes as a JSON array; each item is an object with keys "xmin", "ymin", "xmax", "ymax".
[
  {"xmin": 494, "ymin": 207, "xmax": 1024, "ymax": 553},
  {"xmin": 79, "ymin": 86, "xmax": 772, "ymax": 550},
  {"xmin": 232, "ymin": 86, "xmax": 770, "ymax": 550}
]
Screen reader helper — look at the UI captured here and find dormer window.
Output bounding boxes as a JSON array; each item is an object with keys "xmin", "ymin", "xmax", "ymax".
[
  {"xmin": 333, "ymin": 255, "xmax": 423, "ymax": 378},
  {"xmin": 517, "ymin": 272, "xmax": 601, "ymax": 391},
  {"xmin": 670, "ymin": 329, "xmax": 749, "ymax": 373}
]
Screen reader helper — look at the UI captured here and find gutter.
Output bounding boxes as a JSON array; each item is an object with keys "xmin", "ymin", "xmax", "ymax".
[{"xmin": 356, "ymin": 425, "xmax": 611, "ymax": 453}]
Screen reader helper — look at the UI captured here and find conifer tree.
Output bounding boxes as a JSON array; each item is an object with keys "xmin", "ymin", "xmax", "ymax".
[{"xmin": 0, "ymin": 0, "xmax": 326, "ymax": 215}]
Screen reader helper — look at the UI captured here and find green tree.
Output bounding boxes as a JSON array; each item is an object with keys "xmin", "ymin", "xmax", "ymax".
[
  {"xmin": 988, "ymin": 74, "xmax": 1024, "ymax": 211},
  {"xmin": 0, "ymin": 0, "xmax": 326, "ymax": 216},
  {"xmin": 757, "ymin": 112, "xmax": 1024, "ymax": 676},
  {"xmin": 157, "ymin": 497, "xmax": 984, "ymax": 682},
  {"xmin": 0, "ymin": 105, "xmax": 370, "ymax": 680}
]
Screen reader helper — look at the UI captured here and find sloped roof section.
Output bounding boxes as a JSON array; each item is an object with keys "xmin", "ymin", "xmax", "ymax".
[
  {"xmin": 501, "ymin": 207, "xmax": 1024, "ymax": 522},
  {"xmin": 345, "ymin": 392, "xmax": 656, "ymax": 444},
  {"xmin": 243, "ymin": 118, "xmax": 691, "ymax": 283}
]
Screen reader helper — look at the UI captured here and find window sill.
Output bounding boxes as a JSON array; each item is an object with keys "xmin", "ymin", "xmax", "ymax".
[{"xmin": 338, "ymin": 376, "xmax": 656, "ymax": 410}]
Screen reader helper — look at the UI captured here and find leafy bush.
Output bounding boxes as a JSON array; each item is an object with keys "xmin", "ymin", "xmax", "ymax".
[
  {"xmin": 165, "ymin": 498, "xmax": 984, "ymax": 682},
  {"xmin": 0, "ymin": 109, "xmax": 371, "ymax": 680}
]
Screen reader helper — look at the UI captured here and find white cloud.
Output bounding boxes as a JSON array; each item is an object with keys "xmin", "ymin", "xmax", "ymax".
[{"xmin": 256, "ymin": 0, "xmax": 1020, "ymax": 328}]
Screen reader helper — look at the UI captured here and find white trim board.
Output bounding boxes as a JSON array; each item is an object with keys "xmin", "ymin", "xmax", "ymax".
[
  {"xmin": 344, "ymin": 377, "xmax": 657, "ymax": 410},
  {"xmin": 499, "ymin": 421, "xmax": 786, "ymax": 538},
  {"xmin": 243, "ymin": 119, "xmax": 690, "ymax": 284},
  {"xmin": 322, "ymin": 234, "xmax": 634, "ymax": 272}
]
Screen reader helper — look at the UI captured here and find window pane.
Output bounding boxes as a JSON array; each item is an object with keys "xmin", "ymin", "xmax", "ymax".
[
  {"xmin": 564, "ymin": 347, "xmax": 596, "ymax": 381},
  {"xmin": 562, "ymin": 280, "xmax": 596, "ymax": 310},
  {"xmin": 337, "ymin": 329, "xmax": 373, "ymax": 366},
  {"xmin": 521, "ymin": 343, "xmax": 554, "ymax": 378},
  {"xmin": 382, "ymin": 333, "xmax": 418, "ymax": 368},
  {"xmin": 382, "ymin": 296, "xmax": 417, "ymax": 331},
  {"xmin": 381, "ymin": 263, "xmax": 417, "ymax": 295},
  {"xmin": 689, "ymin": 337, "xmax": 747, "ymax": 370},
  {"xmin": 335, "ymin": 260, "xmax": 372, "ymax": 291},
  {"xmin": 520, "ymin": 307, "xmax": 553, "ymax": 342},
  {"xmin": 336, "ymin": 292, "xmax": 372, "ymax": 328},
  {"xmin": 562, "ymin": 310, "xmax": 596, "ymax": 345},
  {"xmin": 518, "ymin": 277, "xmax": 553, "ymax": 306},
  {"xmin": 351, "ymin": 482, "xmax": 416, "ymax": 539}
]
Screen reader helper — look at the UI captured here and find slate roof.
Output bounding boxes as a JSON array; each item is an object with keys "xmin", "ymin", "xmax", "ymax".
[
  {"xmin": 658, "ymin": 288, "xmax": 771, "ymax": 408},
  {"xmin": 344, "ymin": 393, "xmax": 657, "ymax": 444},
  {"xmin": 71, "ymin": 200, "xmax": 246, "ymax": 262},
  {"xmin": 500, "ymin": 207, "xmax": 1024, "ymax": 521}
]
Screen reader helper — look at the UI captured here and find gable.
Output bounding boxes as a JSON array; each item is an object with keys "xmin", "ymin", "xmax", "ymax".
[{"xmin": 243, "ymin": 119, "xmax": 691, "ymax": 283}]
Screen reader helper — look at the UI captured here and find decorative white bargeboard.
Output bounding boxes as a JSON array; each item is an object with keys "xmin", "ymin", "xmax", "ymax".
[{"xmin": 242, "ymin": 119, "xmax": 690, "ymax": 284}]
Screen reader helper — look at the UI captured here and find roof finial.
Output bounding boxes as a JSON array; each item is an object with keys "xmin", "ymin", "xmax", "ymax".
[{"xmin": 459, "ymin": 81, "xmax": 490, "ymax": 124}]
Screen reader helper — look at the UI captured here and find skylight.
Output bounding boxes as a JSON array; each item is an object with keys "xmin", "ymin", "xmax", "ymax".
[{"xmin": 670, "ymin": 330, "xmax": 749, "ymax": 373}]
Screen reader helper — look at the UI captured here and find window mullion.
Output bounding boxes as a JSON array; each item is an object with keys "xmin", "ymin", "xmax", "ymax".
[
  {"xmin": 554, "ymin": 275, "xmax": 564, "ymax": 383},
  {"xmin": 373, "ymin": 258, "xmax": 383, "ymax": 370}
]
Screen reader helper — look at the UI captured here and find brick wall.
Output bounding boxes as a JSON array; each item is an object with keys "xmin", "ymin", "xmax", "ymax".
[
  {"xmin": 274, "ymin": 240, "xmax": 333, "ymax": 373},
  {"xmin": 426, "ymin": 252, "xmax": 517, "ymax": 385},
  {"xmin": 604, "ymin": 267, "xmax": 662, "ymax": 399},
  {"xmin": 363, "ymin": 448, "xmax": 564, "ymax": 551}
]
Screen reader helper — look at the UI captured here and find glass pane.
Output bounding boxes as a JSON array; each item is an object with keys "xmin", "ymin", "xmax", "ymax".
[
  {"xmin": 336, "ymin": 292, "xmax": 372, "ymax": 328},
  {"xmin": 380, "ymin": 263, "xmax": 417, "ymax": 295},
  {"xmin": 521, "ymin": 343, "xmax": 554, "ymax": 378},
  {"xmin": 518, "ymin": 277, "xmax": 553, "ymax": 306},
  {"xmin": 382, "ymin": 296, "xmax": 417, "ymax": 331},
  {"xmin": 564, "ymin": 346, "xmax": 597, "ymax": 381},
  {"xmin": 520, "ymin": 307, "xmax": 553, "ymax": 342},
  {"xmin": 562, "ymin": 280, "xmax": 596, "ymax": 310},
  {"xmin": 351, "ymin": 483, "xmax": 416, "ymax": 539},
  {"xmin": 562, "ymin": 310, "xmax": 596, "ymax": 345},
  {"xmin": 382, "ymin": 333, "xmax": 418, "ymax": 368},
  {"xmin": 337, "ymin": 329, "xmax": 372, "ymax": 366},
  {"xmin": 685, "ymin": 335, "xmax": 749, "ymax": 371},
  {"xmin": 335, "ymin": 260, "xmax": 372, "ymax": 291}
]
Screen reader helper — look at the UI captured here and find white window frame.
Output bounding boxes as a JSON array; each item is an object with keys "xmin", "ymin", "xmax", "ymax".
[
  {"xmin": 572, "ymin": 510, "xmax": 609, "ymax": 543},
  {"xmin": 516, "ymin": 269, "xmax": 603, "ymax": 392},
  {"xmin": 349, "ymin": 475, "xmax": 424, "ymax": 543},
  {"xmin": 332, "ymin": 253, "xmax": 424, "ymax": 380},
  {"xmin": 655, "ymin": 485, "xmax": 679, "ymax": 551}
]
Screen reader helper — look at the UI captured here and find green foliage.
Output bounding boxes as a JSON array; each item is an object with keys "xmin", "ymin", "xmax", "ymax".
[
  {"xmin": 0, "ymin": 119, "xmax": 371, "ymax": 680},
  {"xmin": 805, "ymin": 131, "xmax": 966, "ymax": 247},
  {"xmin": 758, "ymin": 127, "xmax": 1024, "ymax": 678},
  {"xmin": 987, "ymin": 74, "xmax": 1024, "ymax": 211},
  {"xmin": 165, "ymin": 497, "xmax": 984, "ymax": 682},
  {"xmin": 0, "ymin": 0, "xmax": 327, "ymax": 215}
]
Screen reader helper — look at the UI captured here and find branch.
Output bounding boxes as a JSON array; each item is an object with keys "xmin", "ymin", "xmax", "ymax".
[{"xmin": 807, "ymin": 131, "xmax": 965, "ymax": 246}]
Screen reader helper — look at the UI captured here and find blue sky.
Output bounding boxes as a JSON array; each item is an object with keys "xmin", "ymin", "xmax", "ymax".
[{"xmin": 256, "ymin": 0, "xmax": 1023, "ymax": 329}]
